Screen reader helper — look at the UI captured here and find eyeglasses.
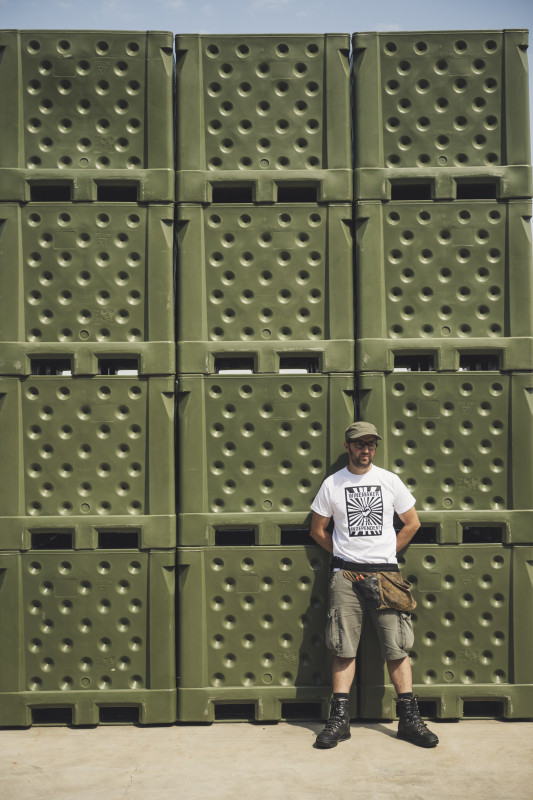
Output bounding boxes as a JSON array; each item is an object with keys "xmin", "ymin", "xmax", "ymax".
[{"xmin": 350, "ymin": 440, "xmax": 378, "ymax": 451}]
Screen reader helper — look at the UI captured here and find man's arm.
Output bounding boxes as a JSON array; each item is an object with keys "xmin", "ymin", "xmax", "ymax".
[
  {"xmin": 395, "ymin": 505, "xmax": 421, "ymax": 553},
  {"xmin": 310, "ymin": 511, "xmax": 333, "ymax": 554}
]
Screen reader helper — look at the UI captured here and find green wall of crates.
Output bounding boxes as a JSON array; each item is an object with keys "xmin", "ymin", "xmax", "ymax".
[{"xmin": 0, "ymin": 27, "xmax": 531, "ymax": 726}]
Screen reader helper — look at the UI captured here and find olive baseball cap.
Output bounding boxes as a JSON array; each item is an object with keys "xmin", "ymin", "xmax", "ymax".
[{"xmin": 344, "ymin": 421, "xmax": 383, "ymax": 441}]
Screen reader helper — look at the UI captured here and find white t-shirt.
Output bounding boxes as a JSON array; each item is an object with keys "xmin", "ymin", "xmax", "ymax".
[{"xmin": 310, "ymin": 464, "xmax": 416, "ymax": 565}]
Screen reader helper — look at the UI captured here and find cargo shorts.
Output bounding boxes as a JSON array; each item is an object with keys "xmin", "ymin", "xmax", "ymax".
[{"xmin": 326, "ymin": 570, "xmax": 414, "ymax": 661}]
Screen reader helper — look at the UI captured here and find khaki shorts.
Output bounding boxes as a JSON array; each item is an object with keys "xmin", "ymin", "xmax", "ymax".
[{"xmin": 326, "ymin": 570, "xmax": 414, "ymax": 661}]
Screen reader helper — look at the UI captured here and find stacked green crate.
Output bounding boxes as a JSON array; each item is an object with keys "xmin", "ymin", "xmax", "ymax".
[
  {"xmin": 354, "ymin": 30, "xmax": 533, "ymax": 719},
  {"xmin": 0, "ymin": 202, "xmax": 174, "ymax": 373},
  {"xmin": 355, "ymin": 199, "xmax": 533, "ymax": 372},
  {"xmin": 177, "ymin": 202, "xmax": 354, "ymax": 373},
  {"xmin": 176, "ymin": 34, "xmax": 354, "ymax": 721},
  {"xmin": 175, "ymin": 34, "xmax": 352, "ymax": 203},
  {"xmin": 0, "ymin": 542, "xmax": 175, "ymax": 726},
  {"xmin": 178, "ymin": 546, "xmax": 332, "ymax": 722},
  {"xmin": 357, "ymin": 544, "xmax": 533, "ymax": 719},
  {"xmin": 352, "ymin": 30, "xmax": 531, "ymax": 200},
  {"xmin": 0, "ymin": 31, "xmax": 176, "ymax": 726},
  {"xmin": 0, "ymin": 30, "xmax": 174, "ymax": 202}
]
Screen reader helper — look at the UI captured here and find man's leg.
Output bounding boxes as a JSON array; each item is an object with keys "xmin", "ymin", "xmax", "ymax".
[
  {"xmin": 316, "ymin": 573, "xmax": 361, "ymax": 749},
  {"xmin": 315, "ymin": 656, "xmax": 354, "ymax": 748},
  {"xmin": 385, "ymin": 644, "xmax": 438, "ymax": 748},
  {"xmin": 332, "ymin": 655, "xmax": 356, "ymax": 693},
  {"xmin": 386, "ymin": 654, "xmax": 412, "ymax": 693},
  {"xmin": 373, "ymin": 610, "xmax": 438, "ymax": 748}
]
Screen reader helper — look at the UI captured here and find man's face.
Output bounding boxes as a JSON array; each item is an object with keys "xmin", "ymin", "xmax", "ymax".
[{"xmin": 344, "ymin": 435, "xmax": 378, "ymax": 470}]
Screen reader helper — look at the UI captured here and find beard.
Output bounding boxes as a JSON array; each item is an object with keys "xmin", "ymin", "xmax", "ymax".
[{"xmin": 348, "ymin": 449, "xmax": 375, "ymax": 469}]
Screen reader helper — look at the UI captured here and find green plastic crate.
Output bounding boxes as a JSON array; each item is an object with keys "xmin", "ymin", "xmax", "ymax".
[
  {"xmin": 0, "ymin": 30, "xmax": 174, "ymax": 202},
  {"xmin": 357, "ymin": 544, "xmax": 533, "ymax": 719},
  {"xmin": 178, "ymin": 373, "xmax": 354, "ymax": 517},
  {"xmin": 179, "ymin": 509, "xmax": 533, "ymax": 547},
  {"xmin": 358, "ymin": 371, "xmax": 533, "ymax": 512},
  {"xmin": 179, "ymin": 514, "xmax": 329, "ymax": 547},
  {"xmin": 0, "ymin": 203, "xmax": 174, "ymax": 375},
  {"xmin": 0, "ymin": 548, "xmax": 176, "ymax": 726},
  {"xmin": 355, "ymin": 200, "xmax": 533, "ymax": 372},
  {"xmin": 0, "ymin": 519, "xmax": 176, "ymax": 553},
  {"xmin": 176, "ymin": 34, "xmax": 352, "ymax": 202},
  {"xmin": 409, "ymin": 510, "xmax": 533, "ymax": 546},
  {"xmin": 177, "ymin": 203, "xmax": 353, "ymax": 373},
  {"xmin": 177, "ymin": 545, "xmax": 341, "ymax": 722},
  {"xmin": 353, "ymin": 30, "xmax": 532, "ymax": 200},
  {"xmin": 0, "ymin": 376, "xmax": 175, "ymax": 521}
]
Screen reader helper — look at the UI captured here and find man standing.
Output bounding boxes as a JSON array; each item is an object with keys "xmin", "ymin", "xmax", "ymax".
[{"xmin": 310, "ymin": 421, "xmax": 438, "ymax": 749}]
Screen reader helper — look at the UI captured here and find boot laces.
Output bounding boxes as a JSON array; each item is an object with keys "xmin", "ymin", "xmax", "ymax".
[
  {"xmin": 323, "ymin": 715, "xmax": 345, "ymax": 734},
  {"xmin": 406, "ymin": 713, "xmax": 430, "ymax": 733},
  {"xmin": 400, "ymin": 701, "xmax": 431, "ymax": 733},
  {"xmin": 323, "ymin": 701, "xmax": 348, "ymax": 732}
]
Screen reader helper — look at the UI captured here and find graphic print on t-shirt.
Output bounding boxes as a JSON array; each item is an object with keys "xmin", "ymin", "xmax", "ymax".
[{"xmin": 345, "ymin": 486, "xmax": 384, "ymax": 536}]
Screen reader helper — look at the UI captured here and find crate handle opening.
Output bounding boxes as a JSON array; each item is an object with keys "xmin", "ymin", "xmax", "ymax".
[
  {"xmin": 393, "ymin": 354, "xmax": 435, "ymax": 372},
  {"xmin": 211, "ymin": 185, "xmax": 254, "ymax": 203},
  {"xmin": 390, "ymin": 181, "xmax": 432, "ymax": 201},
  {"xmin": 214, "ymin": 356, "xmax": 254, "ymax": 374},
  {"xmin": 456, "ymin": 180, "xmax": 498, "ymax": 200},
  {"xmin": 30, "ymin": 357, "xmax": 73, "ymax": 376},
  {"xmin": 98, "ymin": 531, "xmax": 140, "ymax": 549},
  {"xmin": 277, "ymin": 184, "xmax": 318, "ymax": 203},
  {"xmin": 30, "ymin": 182, "xmax": 73, "ymax": 202},
  {"xmin": 96, "ymin": 182, "xmax": 139, "ymax": 202},
  {"xmin": 98, "ymin": 358, "xmax": 139, "ymax": 376},
  {"xmin": 31, "ymin": 532, "xmax": 74, "ymax": 550},
  {"xmin": 214, "ymin": 529, "xmax": 256, "ymax": 546},
  {"xmin": 214, "ymin": 703, "xmax": 255, "ymax": 721},
  {"xmin": 279, "ymin": 356, "xmax": 319, "ymax": 374},
  {"xmin": 459, "ymin": 354, "xmax": 500, "ymax": 371},
  {"xmin": 280, "ymin": 528, "xmax": 312, "ymax": 545},
  {"xmin": 461, "ymin": 526, "xmax": 504, "ymax": 544}
]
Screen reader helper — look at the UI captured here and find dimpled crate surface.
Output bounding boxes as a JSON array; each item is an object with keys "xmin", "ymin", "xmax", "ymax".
[
  {"xmin": 0, "ymin": 30, "xmax": 173, "ymax": 171},
  {"xmin": 177, "ymin": 203, "xmax": 352, "ymax": 351},
  {"xmin": 355, "ymin": 200, "xmax": 532, "ymax": 343},
  {"xmin": 0, "ymin": 548, "xmax": 176, "ymax": 725},
  {"xmin": 0, "ymin": 203, "xmax": 173, "ymax": 347},
  {"xmin": 404, "ymin": 545, "xmax": 510, "ymax": 687},
  {"xmin": 21, "ymin": 550, "xmax": 151, "ymax": 693},
  {"xmin": 353, "ymin": 30, "xmax": 530, "ymax": 170},
  {"xmin": 176, "ymin": 34, "xmax": 350, "ymax": 174},
  {"xmin": 178, "ymin": 373, "xmax": 354, "ymax": 515},
  {"xmin": 358, "ymin": 372, "xmax": 533, "ymax": 512},
  {"xmin": 358, "ymin": 545, "xmax": 533, "ymax": 718},
  {"xmin": 0, "ymin": 376, "xmax": 174, "ymax": 518},
  {"xmin": 178, "ymin": 546, "xmax": 330, "ymax": 691}
]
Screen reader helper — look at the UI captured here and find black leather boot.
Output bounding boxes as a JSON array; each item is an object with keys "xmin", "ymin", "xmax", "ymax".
[
  {"xmin": 397, "ymin": 696, "xmax": 439, "ymax": 748},
  {"xmin": 315, "ymin": 697, "xmax": 351, "ymax": 749}
]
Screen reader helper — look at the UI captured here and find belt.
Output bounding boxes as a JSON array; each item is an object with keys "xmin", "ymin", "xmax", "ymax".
[{"xmin": 331, "ymin": 556, "xmax": 399, "ymax": 573}]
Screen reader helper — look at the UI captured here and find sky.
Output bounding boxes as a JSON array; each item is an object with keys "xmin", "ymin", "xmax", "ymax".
[
  {"xmin": 0, "ymin": 0, "xmax": 531, "ymax": 37},
  {"xmin": 1, "ymin": 0, "xmax": 533, "ymax": 150}
]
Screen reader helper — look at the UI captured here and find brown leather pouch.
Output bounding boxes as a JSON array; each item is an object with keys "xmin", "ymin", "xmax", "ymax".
[
  {"xmin": 375, "ymin": 570, "xmax": 417, "ymax": 612},
  {"xmin": 342, "ymin": 569, "xmax": 416, "ymax": 612}
]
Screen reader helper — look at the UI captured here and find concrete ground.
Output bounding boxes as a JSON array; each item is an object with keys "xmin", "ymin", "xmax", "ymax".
[{"xmin": 1, "ymin": 720, "xmax": 532, "ymax": 800}]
